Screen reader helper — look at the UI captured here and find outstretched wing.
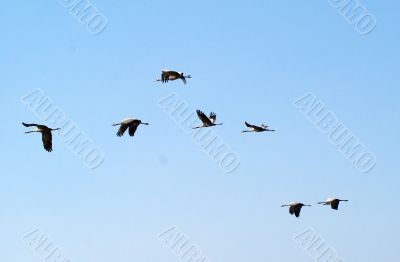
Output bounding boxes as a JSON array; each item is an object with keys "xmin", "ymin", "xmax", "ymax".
[
  {"xmin": 331, "ymin": 200, "xmax": 340, "ymax": 210},
  {"xmin": 181, "ymin": 76, "xmax": 187, "ymax": 84},
  {"xmin": 294, "ymin": 206, "xmax": 301, "ymax": 217},
  {"xmin": 41, "ymin": 130, "xmax": 53, "ymax": 152},
  {"xmin": 117, "ymin": 123, "xmax": 129, "ymax": 137},
  {"xmin": 22, "ymin": 122, "xmax": 48, "ymax": 129},
  {"xmin": 245, "ymin": 122, "xmax": 256, "ymax": 128},
  {"xmin": 22, "ymin": 122, "xmax": 38, "ymax": 127},
  {"xmin": 128, "ymin": 120, "xmax": 141, "ymax": 136},
  {"xmin": 245, "ymin": 122, "xmax": 264, "ymax": 131},
  {"xmin": 196, "ymin": 110, "xmax": 213, "ymax": 125},
  {"xmin": 289, "ymin": 206, "xmax": 295, "ymax": 215},
  {"xmin": 161, "ymin": 71, "xmax": 168, "ymax": 83},
  {"xmin": 209, "ymin": 112, "xmax": 217, "ymax": 124}
]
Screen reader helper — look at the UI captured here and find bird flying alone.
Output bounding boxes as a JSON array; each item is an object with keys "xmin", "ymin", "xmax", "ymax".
[
  {"xmin": 242, "ymin": 122, "xmax": 275, "ymax": 133},
  {"xmin": 193, "ymin": 110, "xmax": 223, "ymax": 129},
  {"xmin": 22, "ymin": 122, "xmax": 60, "ymax": 152},
  {"xmin": 281, "ymin": 202, "xmax": 311, "ymax": 217},
  {"xmin": 318, "ymin": 198, "xmax": 348, "ymax": 210},
  {"xmin": 155, "ymin": 69, "xmax": 191, "ymax": 84},
  {"xmin": 112, "ymin": 118, "xmax": 149, "ymax": 137}
]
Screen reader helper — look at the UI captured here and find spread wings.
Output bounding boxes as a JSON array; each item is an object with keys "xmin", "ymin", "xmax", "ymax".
[
  {"xmin": 245, "ymin": 122, "xmax": 265, "ymax": 131},
  {"xmin": 209, "ymin": 112, "xmax": 217, "ymax": 124},
  {"xmin": 196, "ymin": 110, "xmax": 213, "ymax": 126},
  {"xmin": 128, "ymin": 120, "xmax": 141, "ymax": 136},
  {"xmin": 41, "ymin": 130, "xmax": 53, "ymax": 152},
  {"xmin": 162, "ymin": 71, "xmax": 180, "ymax": 82},
  {"xmin": 117, "ymin": 123, "xmax": 130, "ymax": 137},
  {"xmin": 330, "ymin": 200, "xmax": 340, "ymax": 210},
  {"xmin": 117, "ymin": 120, "xmax": 141, "ymax": 137},
  {"xmin": 289, "ymin": 205, "xmax": 302, "ymax": 217}
]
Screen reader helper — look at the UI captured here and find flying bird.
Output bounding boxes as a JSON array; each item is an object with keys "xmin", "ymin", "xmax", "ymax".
[
  {"xmin": 318, "ymin": 198, "xmax": 348, "ymax": 210},
  {"xmin": 22, "ymin": 122, "xmax": 60, "ymax": 152},
  {"xmin": 112, "ymin": 118, "xmax": 149, "ymax": 137},
  {"xmin": 242, "ymin": 122, "xmax": 275, "ymax": 133},
  {"xmin": 281, "ymin": 202, "xmax": 311, "ymax": 217},
  {"xmin": 155, "ymin": 70, "xmax": 191, "ymax": 84},
  {"xmin": 193, "ymin": 110, "xmax": 223, "ymax": 129}
]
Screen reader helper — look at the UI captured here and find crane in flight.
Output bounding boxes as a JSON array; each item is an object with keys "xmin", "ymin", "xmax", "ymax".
[
  {"xmin": 155, "ymin": 70, "xmax": 191, "ymax": 84},
  {"xmin": 242, "ymin": 122, "xmax": 275, "ymax": 133},
  {"xmin": 318, "ymin": 198, "xmax": 348, "ymax": 210},
  {"xmin": 281, "ymin": 202, "xmax": 311, "ymax": 217},
  {"xmin": 112, "ymin": 118, "xmax": 149, "ymax": 137},
  {"xmin": 22, "ymin": 122, "xmax": 60, "ymax": 152},
  {"xmin": 193, "ymin": 110, "xmax": 223, "ymax": 129}
]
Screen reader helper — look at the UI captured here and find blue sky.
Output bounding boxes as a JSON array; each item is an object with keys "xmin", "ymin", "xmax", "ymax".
[{"xmin": 1, "ymin": 0, "xmax": 399, "ymax": 261}]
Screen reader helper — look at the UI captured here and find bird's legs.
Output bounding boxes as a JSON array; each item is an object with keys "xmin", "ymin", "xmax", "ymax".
[{"xmin": 24, "ymin": 130, "xmax": 38, "ymax": 134}]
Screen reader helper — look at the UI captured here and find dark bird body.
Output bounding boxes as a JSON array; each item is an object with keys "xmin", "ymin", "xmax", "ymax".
[
  {"xmin": 112, "ymin": 118, "xmax": 149, "ymax": 137},
  {"xmin": 156, "ymin": 70, "xmax": 191, "ymax": 84},
  {"xmin": 281, "ymin": 202, "xmax": 311, "ymax": 217},
  {"xmin": 318, "ymin": 198, "xmax": 348, "ymax": 210},
  {"xmin": 22, "ymin": 122, "xmax": 60, "ymax": 152},
  {"xmin": 193, "ymin": 110, "xmax": 223, "ymax": 129},
  {"xmin": 242, "ymin": 122, "xmax": 275, "ymax": 133}
]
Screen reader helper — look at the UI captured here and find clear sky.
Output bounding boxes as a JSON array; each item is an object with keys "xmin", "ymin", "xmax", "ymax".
[{"xmin": 1, "ymin": 0, "xmax": 399, "ymax": 261}]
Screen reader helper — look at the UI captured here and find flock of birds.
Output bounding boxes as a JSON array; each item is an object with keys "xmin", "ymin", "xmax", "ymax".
[
  {"xmin": 281, "ymin": 198, "xmax": 349, "ymax": 217},
  {"xmin": 22, "ymin": 69, "xmax": 348, "ymax": 218}
]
